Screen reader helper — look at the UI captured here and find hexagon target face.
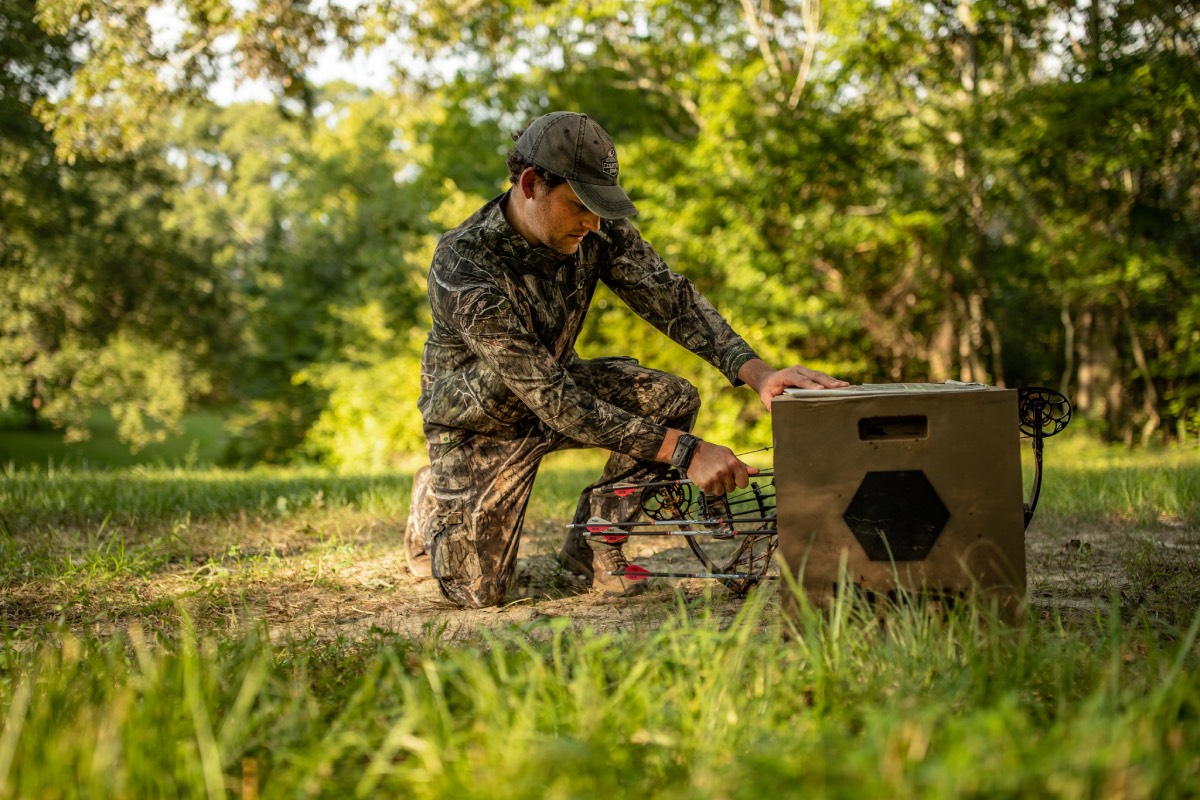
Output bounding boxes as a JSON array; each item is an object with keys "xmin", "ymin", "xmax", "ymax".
[{"xmin": 842, "ymin": 470, "xmax": 950, "ymax": 561}]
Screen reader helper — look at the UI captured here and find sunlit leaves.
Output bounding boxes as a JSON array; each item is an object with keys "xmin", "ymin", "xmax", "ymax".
[
  {"xmin": 32, "ymin": 0, "xmax": 364, "ymax": 162},
  {"xmin": 11, "ymin": 0, "xmax": 1200, "ymax": 458}
]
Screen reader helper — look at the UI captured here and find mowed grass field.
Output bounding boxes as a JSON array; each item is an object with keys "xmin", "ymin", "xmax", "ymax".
[{"xmin": 1, "ymin": 426, "xmax": 1199, "ymax": 798}]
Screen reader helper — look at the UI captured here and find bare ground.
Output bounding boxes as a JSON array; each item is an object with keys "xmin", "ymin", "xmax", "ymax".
[
  {"xmin": 1026, "ymin": 515, "xmax": 1200, "ymax": 624},
  {"xmin": 0, "ymin": 512, "xmax": 774, "ymax": 645},
  {"xmin": 3, "ymin": 502, "xmax": 1199, "ymax": 648}
]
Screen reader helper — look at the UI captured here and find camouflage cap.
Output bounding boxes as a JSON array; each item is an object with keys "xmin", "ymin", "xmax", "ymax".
[{"xmin": 515, "ymin": 111, "xmax": 638, "ymax": 219}]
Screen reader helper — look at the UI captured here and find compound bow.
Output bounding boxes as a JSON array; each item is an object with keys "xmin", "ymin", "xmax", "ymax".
[{"xmin": 569, "ymin": 466, "xmax": 778, "ymax": 596}]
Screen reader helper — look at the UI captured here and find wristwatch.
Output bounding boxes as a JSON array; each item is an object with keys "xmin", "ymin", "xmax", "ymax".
[{"xmin": 670, "ymin": 433, "xmax": 702, "ymax": 472}]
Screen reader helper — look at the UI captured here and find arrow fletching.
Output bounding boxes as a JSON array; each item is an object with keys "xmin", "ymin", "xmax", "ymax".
[
  {"xmin": 583, "ymin": 517, "xmax": 628, "ymax": 543},
  {"xmin": 619, "ymin": 563, "xmax": 651, "ymax": 581},
  {"xmin": 585, "ymin": 515, "xmax": 613, "ymax": 533}
]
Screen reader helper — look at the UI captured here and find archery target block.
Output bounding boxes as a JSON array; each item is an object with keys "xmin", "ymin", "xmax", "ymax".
[{"xmin": 772, "ymin": 384, "xmax": 1026, "ymax": 618}]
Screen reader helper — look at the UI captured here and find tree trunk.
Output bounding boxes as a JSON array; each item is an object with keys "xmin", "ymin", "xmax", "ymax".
[
  {"xmin": 1119, "ymin": 292, "xmax": 1162, "ymax": 444},
  {"xmin": 928, "ymin": 305, "xmax": 956, "ymax": 382},
  {"xmin": 1075, "ymin": 306, "xmax": 1124, "ymax": 439},
  {"xmin": 26, "ymin": 378, "xmax": 42, "ymax": 431},
  {"xmin": 1059, "ymin": 300, "xmax": 1075, "ymax": 398}
]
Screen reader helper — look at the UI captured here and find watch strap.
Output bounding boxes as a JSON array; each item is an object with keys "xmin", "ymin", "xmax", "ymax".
[{"xmin": 670, "ymin": 433, "xmax": 701, "ymax": 472}]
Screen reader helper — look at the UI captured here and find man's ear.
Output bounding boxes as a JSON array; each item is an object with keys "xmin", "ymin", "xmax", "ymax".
[{"xmin": 518, "ymin": 167, "xmax": 540, "ymax": 200}]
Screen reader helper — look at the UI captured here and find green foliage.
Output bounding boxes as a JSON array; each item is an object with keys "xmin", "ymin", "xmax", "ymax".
[
  {"xmin": 32, "ymin": 0, "xmax": 362, "ymax": 161},
  {"xmin": 298, "ymin": 354, "xmax": 426, "ymax": 469},
  {"xmin": 43, "ymin": 330, "xmax": 211, "ymax": 448},
  {"xmin": 1, "ymin": 0, "xmax": 234, "ymax": 450},
  {"xmin": 8, "ymin": 0, "xmax": 1200, "ymax": 463},
  {"xmin": 239, "ymin": 91, "xmax": 496, "ymax": 464},
  {"xmin": 143, "ymin": 86, "xmax": 458, "ymax": 462},
  {"xmin": 1002, "ymin": 47, "xmax": 1200, "ymax": 440}
]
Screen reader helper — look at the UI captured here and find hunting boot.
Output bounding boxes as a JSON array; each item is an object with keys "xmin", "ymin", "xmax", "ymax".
[
  {"xmin": 558, "ymin": 521, "xmax": 648, "ymax": 596},
  {"xmin": 404, "ymin": 465, "xmax": 434, "ymax": 579},
  {"xmin": 557, "ymin": 524, "xmax": 594, "ymax": 577}
]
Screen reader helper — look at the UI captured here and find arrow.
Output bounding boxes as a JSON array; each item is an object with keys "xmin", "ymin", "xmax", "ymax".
[
  {"xmin": 608, "ymin": 569, "xmax": 778, "ymax": 581},
  {"xmin": 593, "ymin": 477, "xmax": 691, "ymax": 496},
  {"xmin": 581, "ymin": 528, "xmax": 774, "ymax": 538},
  {"xmin": 619, "ymin": 563, "xmax": 651, "ymax": 581},
  {"xmin": 571, "ymin": 516, "xmax": 775, "ymax": 530},
  {"xmin": 591, "ymin": 471, "xmax": 776, "ymax": 496}
]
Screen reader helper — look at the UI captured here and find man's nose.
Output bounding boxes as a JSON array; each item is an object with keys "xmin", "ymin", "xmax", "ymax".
[{"xmin": 582, "ymin": 211, "xmax": 600, "ymax": 232}]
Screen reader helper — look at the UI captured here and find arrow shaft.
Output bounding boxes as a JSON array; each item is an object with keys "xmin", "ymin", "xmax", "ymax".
[
  {"xmin": 571, "ymin": 516, "xmax": 775, "ymax": 529},
  {"xmin": 609, "ymin": 570, "xmax": 778, "ymax": 581},
  {"xmin": 592, "ymin": 471, "xmax": 775, "ymax": 495},
  {"xmin": 581, "ymin": 529, "xmax": 775, "ymax": 537}
]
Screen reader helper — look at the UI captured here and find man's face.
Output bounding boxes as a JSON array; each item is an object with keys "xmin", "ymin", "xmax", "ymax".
[{"xmin": 526, "ymin": 180, "xmax": 602, "ymax": 255}]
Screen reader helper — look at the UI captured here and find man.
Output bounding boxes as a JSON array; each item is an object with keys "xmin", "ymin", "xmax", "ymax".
[{"xmin": 408, "ymin": 111, "xmax": 846, "ymax": 609}]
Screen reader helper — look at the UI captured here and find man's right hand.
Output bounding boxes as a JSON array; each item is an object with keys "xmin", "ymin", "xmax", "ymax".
[
  {"xmin": 655, "ymin": 429, "xmax": 759, "ymax": 496},
  {"xmin": 684, "ymin": 441, "xmax": 759, "ymax": 496}
]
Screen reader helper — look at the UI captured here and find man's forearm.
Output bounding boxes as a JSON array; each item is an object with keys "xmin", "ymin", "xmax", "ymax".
[
  {"xmin": 652, "ymin": 426, "xmax": 757, "ymax": 496},
  {"xmin": 654, "ymin": 428, "xmax": 683, "ymax": 464},
  {"xmin": 737, "ymin": 358, "xmax": 775, "ymax": 394}
]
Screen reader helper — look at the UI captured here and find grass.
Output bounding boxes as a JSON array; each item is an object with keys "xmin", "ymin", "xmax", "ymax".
[
  {"xmin": 0, "ymin": 463, "xmax": 415, "ymax": 531},
  {"xmin": 1023, "ymin": 431, "xmax": 1200, "ymax": 524},
  {"xmin": 0, "ymin": 441, "xmax": 1199, "ymax": 797},
  {"xmin": 0, "ymin": 408, "xmax": 231, "ymax": 470},
  {"xmin": 2, "ymin": 594, "xmax": 1198, "ymax": 797}
]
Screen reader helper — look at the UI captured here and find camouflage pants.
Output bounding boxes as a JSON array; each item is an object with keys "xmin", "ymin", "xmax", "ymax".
[{"xmin": 415, "ymin": 357, "xmax": 700, "ymax": 608}]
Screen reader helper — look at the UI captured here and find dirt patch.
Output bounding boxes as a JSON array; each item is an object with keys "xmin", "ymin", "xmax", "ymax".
[
  {"xmin": 1025, "ymin": 516, "xmax": 1200, "ymax": 626},
  {"xmin": 0, "ymin": 515, "xmax": 762, "ymax": 646},
  {"xmin": 3, "ymin": 509, "xmax": 1198, "ymax": 646}
]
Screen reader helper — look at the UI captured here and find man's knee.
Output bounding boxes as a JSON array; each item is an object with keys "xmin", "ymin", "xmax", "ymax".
[
  {"xmin": 634, "ymin": 370, "xmax": 700, "ymax": 425},
  {"xmin": 650, "ymin": 375, "xmax": 700, "ymax": 430},
  {"xmin": 569, "ymin": 358, "xmax": 700, "ymax": 423},
  {"xmin": 676, "ymin": 379, "xmax": 701, "ymax": 418},
  {"xmin": 430, "ymin": 524, "xmax": 510, "ymax": 608}
]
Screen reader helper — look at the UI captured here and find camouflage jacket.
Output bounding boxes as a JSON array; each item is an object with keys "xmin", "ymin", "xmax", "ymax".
[{"xmin": 418, "ymin": 192, "xmax": 760, "ymax": 461}]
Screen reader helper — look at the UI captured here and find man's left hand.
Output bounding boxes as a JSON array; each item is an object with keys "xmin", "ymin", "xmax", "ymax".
[{"xmin": 739, "ymin": 360, "xmax": 849, "ymax": 411}]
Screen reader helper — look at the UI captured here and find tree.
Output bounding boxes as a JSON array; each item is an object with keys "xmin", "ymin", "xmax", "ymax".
[
  {"xmin": 32, "ymin": 0, "xmax": 363, "ymax": 161},
  {"xmin": 2, "ymin": 0, "xmax": 231, "ymax": 448},
  {"xmin": 25, "ymin": 0, "xmax": 1200, "ymax": 457},
  {"xmin": 1001, "ymin": 1, "xmax": 1200, "ymax": 441}
]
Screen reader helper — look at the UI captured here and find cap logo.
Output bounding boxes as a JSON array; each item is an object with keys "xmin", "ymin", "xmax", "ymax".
[{"xmin": 601, "ymin": 148, "xmax": 619, "ymax": 178}]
